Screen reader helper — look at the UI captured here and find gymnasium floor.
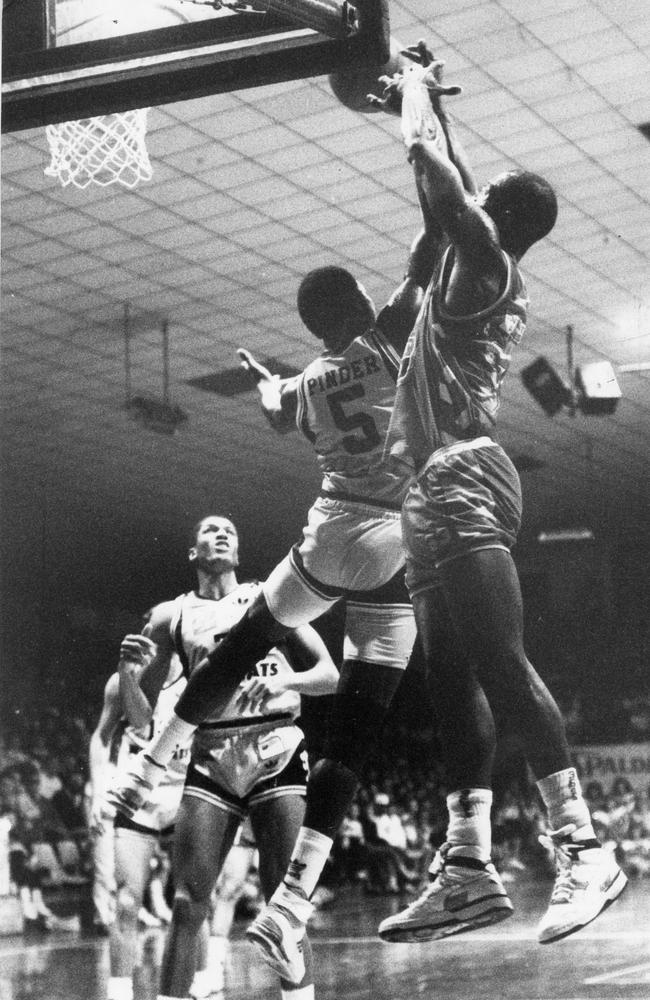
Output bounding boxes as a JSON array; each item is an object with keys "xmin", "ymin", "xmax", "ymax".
[{"xmin": 1, "ymin": 876, "xmax": 648, "ymax": 1000}]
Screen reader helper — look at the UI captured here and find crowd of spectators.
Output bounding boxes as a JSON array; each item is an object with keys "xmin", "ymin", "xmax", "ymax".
[
  {"xmin": 1, "ymin": 697, "xmax": 650, "ymax": 933},
  {"xmin": 0, "ymin": 707, "xmax": 92, "ymax": 931}
]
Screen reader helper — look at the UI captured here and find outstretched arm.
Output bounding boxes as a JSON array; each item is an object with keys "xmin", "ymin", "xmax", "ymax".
[
  {"xmin": 237, "ymin": 348, "xmax": 298, "ymax": 434},
  {"xmin": 118, "ymin": 605, "xmax": 176, "ymax": 729},
  {"xmin": 88, "ymin": 674, "xmax": 121, "ymax": 832},
  {"xmin": 395, "ymin": 55, "xmax": 503, "ymax": 283},
  {"xmin": 434, "ymin": 100, "xmax": 478, "ymax": 198},
  {"xmin": 376, "ymin": 225, "xmax": 438, "ymax": 352},
  {"xmin": 373, "ymin": 44, "xmax": 476, "ymax": 348},
  {"xmin": 235, "ymin": 623, "xmax": 339, "ymax": 715}
]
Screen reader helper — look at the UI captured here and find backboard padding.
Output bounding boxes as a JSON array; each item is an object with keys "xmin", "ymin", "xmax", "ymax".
[{"xmin": 2, "ymin": 0, "xmax": 390, "ymax": 131}]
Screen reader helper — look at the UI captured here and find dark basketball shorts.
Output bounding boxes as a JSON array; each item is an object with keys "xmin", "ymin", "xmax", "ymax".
[{"xmin": 402, "ymin": 438, "xmax": 522, "ymax": 596}]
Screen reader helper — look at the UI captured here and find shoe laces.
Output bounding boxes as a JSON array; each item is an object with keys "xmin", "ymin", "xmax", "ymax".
[
  {"xmin": 429, "ymin": 842, "xmax": 450, "ymax": 878},
  {"xmin": 539, "ymin": 824, "xmax": 594, "ymax": 904},
  {"xmin": 403, "ymin": 844, "xmax": 454, "ymax": 909}
]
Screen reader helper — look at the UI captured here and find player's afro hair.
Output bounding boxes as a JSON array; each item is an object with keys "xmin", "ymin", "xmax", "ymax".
[
  {"xmin": 485, "ymin": 171, "xmax": 558, "ymax": 255},
  {"xmin": 297, "ymin": 266, "xmax": 361, "ymax": 338}
]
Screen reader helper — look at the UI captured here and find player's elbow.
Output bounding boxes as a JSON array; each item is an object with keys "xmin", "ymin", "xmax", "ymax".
[
  {"xmin": 322, "ymin": 663, "xmax": 340, "ymax": 693},
  {"xmin": 264, "ymin": 408, "xmax": 294, "ymax": 434},
  {"xmin": 126, "ymin": 705, "xmax": 153, "ymax": 730},
  {"xmin": 405, "ymin": 138, "xmax": 425, "ymax": 165}
]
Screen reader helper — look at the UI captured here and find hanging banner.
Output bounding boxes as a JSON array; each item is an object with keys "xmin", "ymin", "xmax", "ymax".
[{"xmin": 572, "ymin": 742, "xmax": 650, "ymax": 794}]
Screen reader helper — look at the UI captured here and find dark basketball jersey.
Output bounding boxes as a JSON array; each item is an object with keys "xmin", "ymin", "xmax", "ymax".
[{"xmin": 386, "ymin": 247, "xmax": 529, "ymax": 474}]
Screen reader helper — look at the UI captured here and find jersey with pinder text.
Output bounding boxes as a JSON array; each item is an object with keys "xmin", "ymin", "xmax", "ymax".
[
  {"xmin": 385, "ymin": 248, "xmax": 529, "ymax": 475},
  {"xmin": 295, "ymin": 329, "xmax": 408, "ymax": 508}
]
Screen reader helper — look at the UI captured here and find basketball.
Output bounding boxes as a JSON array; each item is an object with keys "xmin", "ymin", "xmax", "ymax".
[{"xmin": 328, "ymin": 37, "xmax": 407, "ymax": 113}]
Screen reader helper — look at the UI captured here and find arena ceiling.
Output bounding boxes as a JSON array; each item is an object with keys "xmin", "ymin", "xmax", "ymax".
[{"xmin": 2, "ymin": 0, "xmax": 649, "ymax": 630}]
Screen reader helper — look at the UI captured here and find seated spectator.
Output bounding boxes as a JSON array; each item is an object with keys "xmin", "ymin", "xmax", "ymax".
[
  {"xmin": 584, "ymin": 780, "xmax": 611, "ymax": 841},
  {"xmin": 0, "ymin": 732, "xmax": 33, "ymax": 773},
  {"xmin": 2, "ymin": 766, "xmax": 40, "ymax": 826},
  {"xmin": 606, "ymin": 778, "xmax": 638, "ymax": 846},
  {"xmin": 5, "ymin": 765, "xmax": 85, "ymax": 886},
  {"xmin": 21, "ymin": 769, "xmax": 70, "ymax": 856},
  {"xmin": 34, "ymin": 754, "xmax": 63, "ymax": 802},
  {"xmin": 493, "ymin": 785, "xmax": 528, "ymax": 876},
  {"xmin": 400, "ymin": 799, "xmax": 431, "ymax": 887},
  {"xmin": 610, "ymin": 776, "xmax": 636, "ymax": 809},
  {"xmin": 7, "ymin": 813, "xmax": 56, "ymax": 933},
  {"xmin": 50, "ymin": 770, "xmax": 91, "ymax": 881},
  {"xmin": 623, "ymin": 697, "xmax": 650, "ymax": 741},
  {"xmin": 335, "ymin": 802, "xmax": 367, "ymax": 884},
  {"xmin": 361, "ymin": 793, "xmax": 419, "ymax": 894}
]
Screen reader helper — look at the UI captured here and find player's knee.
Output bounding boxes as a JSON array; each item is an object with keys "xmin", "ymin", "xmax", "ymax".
[
  {"xmin": 212, "ymin": 597, "xmax": 287, "ymax": 672},
  {"xmin": 115, "ymin": 884, "xmax": 139, "ymax": 923},
  {"xmin": 478, "ymin": 644, "xmax": 529, "ymax": 692},
  {"xmin": 172, "ymin": 891, "xmax": 210, "ymax": 931},
  {"xmin": 324, "ymin": 699, "xmax": 386, "ymax": 777},
  {"xmin": 216, "ymin": 872, "xmax": 246, "ymax": 905},
  {"xmin": 322, "ymin": 661, "xmax": 402, "ymax": 774}
]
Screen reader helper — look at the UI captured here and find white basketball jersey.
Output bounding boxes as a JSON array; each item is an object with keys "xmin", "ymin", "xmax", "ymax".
[
  {"xmin": 169, "ymin": 584, "xmax": 301, "ymax": 727},
  {"xmin": 295, "ymin": 328, "xmax": 407, "ymax": 508}
]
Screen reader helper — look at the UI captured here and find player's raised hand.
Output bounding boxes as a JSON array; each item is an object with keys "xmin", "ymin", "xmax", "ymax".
[
  {"xmin": 366, "ymin": 71, "xmax": 407, "ymax": 114},
  {"xmin": 367, "ymin": 40, "xmax": 461, "ymax": 112},
  {"xmin": 237, "ymin": 348, "xmax": 277, "ymax": 385},
  {"xmin": 118, "ymin": 631, "xmax": 157, "ymax": 670},
  {"xmin": 400, "ymin": 39, "xmax": 462, "ymax": 98}
]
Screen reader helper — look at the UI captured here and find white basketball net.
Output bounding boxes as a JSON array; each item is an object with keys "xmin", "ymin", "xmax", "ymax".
[{"xmin": 44, "ymin": 109, "xmax": 152, "ymax": 189}]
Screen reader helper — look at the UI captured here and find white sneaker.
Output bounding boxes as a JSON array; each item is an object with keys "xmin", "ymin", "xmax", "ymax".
[
  {"xmin": 378, "ymin": 845, "xmax": 513, "ymax": 943},
  {"xmin": 137, "ymin": 906, "xmax": 161, "ymax": 927},
  {"xmin": 537, "ymin": 826, "xmax": 627, "ymax": 944},
  {"xmin": 190, "ymin": 963, "xmax": 224, "ymax": 998},
  {"xmin": 107, "ymin": 753, "xmax": 165, "ymax": 819},
  {"xmin": 246, "ymin": 889, "xmax": 313, "ymax": 985}
]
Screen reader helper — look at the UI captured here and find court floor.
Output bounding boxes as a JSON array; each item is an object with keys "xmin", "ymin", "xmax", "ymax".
[{"xmin": 1, "ymin": 876, "xmax": 648, "ymax": 1000}]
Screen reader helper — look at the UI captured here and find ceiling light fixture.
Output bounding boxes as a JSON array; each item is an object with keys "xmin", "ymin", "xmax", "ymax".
[
  {"xmin": 537, "ymin": 528, "xmax": 595, "ymax": 544},
  {"xmin": 123, "ymin": 305, "xmax": 188, "ymax": 435}
]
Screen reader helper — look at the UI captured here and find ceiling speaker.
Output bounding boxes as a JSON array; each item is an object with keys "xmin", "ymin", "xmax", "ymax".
[{"xmin": 521, "ymin": 356, "xmax": 570, "ymax": 416}]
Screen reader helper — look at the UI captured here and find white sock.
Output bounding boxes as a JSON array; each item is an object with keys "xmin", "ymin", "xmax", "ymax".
[
  {"xmin": 207, "ymin": 934, "xmax": 227, "ymax": 967},
  {"xmin": 445, "ymin": 788, "xmax": 493, "ymax": 863},
  {"xmin": 190, "ymin": 967, "xmax": 215, "ymax": 999},
  {"xmin": 281, "ymin": 986, "xmax": 314, "ymax": 1000},
  {"xmin": 283, "ymin": 827, "xmax": 333, "ymax": 899},
  {"xmin": 32, "ymin": 889, "xmax": 52, "ymax": 916},
  {"xmin": 269, "ymin": 883, "xmax": 314, "ymax": 927},
  {"xmin": 143, "ymin": 714, "xmax": 196, "ymax": 774},
  {"xmin": 536, "ymin": 768, "xmax": 594, "ymax": 837},
  {"xmin": 107, "ymin": 976, "xmax": 133, "ymax": 1000},
  {"xmin": 20, "ymin": 888, "xmax": 37, "ymax": 920}
]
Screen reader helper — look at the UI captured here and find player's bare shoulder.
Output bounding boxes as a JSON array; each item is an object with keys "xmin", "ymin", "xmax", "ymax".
[{"xmin": 146, "ymin": 599, "xmax": 176, "ymax": 642}]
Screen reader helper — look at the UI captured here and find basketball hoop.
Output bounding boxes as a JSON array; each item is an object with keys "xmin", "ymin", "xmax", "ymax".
[{"xmin": 44, "ymin": 108, "xmax": 153, "ymax": 190}]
